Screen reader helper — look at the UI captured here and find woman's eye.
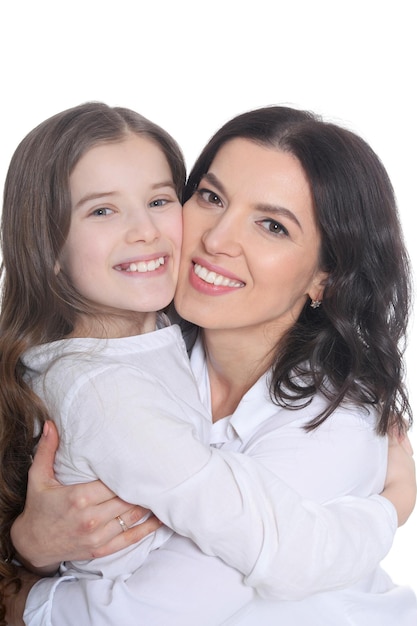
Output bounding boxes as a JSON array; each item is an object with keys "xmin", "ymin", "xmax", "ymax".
[
  {"xmin": 197, "ymin": 188, "xmax": 223, "ymax": 207},
  {"xmin": 257, "ymin": 219, "xmax": 289, "ymax": 236},
  {"xmin": 91, "ymin": 207, "xmax": 114, "ymax": 217}
]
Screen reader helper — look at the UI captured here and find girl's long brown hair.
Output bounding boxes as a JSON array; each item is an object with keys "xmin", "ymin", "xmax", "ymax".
[{"xmin": 0, "ymin": 102, "xmax": 185, "ymax": 620}]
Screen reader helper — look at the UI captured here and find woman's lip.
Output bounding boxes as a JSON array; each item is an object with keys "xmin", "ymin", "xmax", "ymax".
[
  {"xmin": 192, "ymin": 257, "xmax": 245, "ymax": 284},
  {"xmin": 188, "ymin": 260, "xmax": 245, "ymax": 295}
]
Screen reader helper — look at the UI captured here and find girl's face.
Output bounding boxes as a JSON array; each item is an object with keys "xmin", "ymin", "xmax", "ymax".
[
  {"xmin": 175, "ymin": 138, "xmax": 326, "ymax": 343},
  {"xmin": 60, "ymin": 134, "xmax": 182, "ymax": 335}
]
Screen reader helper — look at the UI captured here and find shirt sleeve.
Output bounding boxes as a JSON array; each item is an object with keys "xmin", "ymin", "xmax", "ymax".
[
  {"xmin": 63, "ymin": 374, "xmax": 397, "ymax": 599},
  {"xmin": 23, "ymin": 385, "xmax": 399, "ymax": 624},
  {"xmin": 94, "ymin": 406, "xmax": 396, "ymax": 598},
  {"xmin": 24, "ymin": 535, "xmax": 255, "ymax": 626},
  {"xmin": 23, "ymin": 496, "xmax": 396, "ymax": 626}
]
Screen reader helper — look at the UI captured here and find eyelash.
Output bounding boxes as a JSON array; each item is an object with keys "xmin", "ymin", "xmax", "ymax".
[
  {"xmin": 256, "ymin": 219, "xmax": 289, "ymax": 237},
  {"xmin": 196, "ymin": 187, "xmax": 290, "ymax": 238},
  {"xmin": 196, "ymin": 188, "xmax": 223, "ymax": 207},
  {"xmin": 149, "ymin": 199, "xmax": 170, "ymax": 208},
  {"xmin": 89, "ymin": 198, "xmax": 173, "ymax": 217},
  {"xmin": 90, "ymin": 207, "xmax": 114, "ymax": 217}
]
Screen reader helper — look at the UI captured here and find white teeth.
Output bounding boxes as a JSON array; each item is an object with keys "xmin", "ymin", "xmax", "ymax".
[
  {"xmin": 194, "ymin": 263, "xmax": 243, "ymax": 288},
  {"xmin": 125, "ymin": 257, "xmax": 165, "ymax": 273}
]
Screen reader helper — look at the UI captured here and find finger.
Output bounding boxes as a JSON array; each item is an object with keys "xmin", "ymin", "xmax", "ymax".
[
  {"xmin": 92, "ymin": 516, "xmax": 162, "ymax": 559},
  {"xmin": 118, "ymin": 505, "xmax": 151, "ymax": 526},
  {"xmin": 68, "ymin": 479, "xmax": 118, "ymax": 509},
  {"xmin": 29, "ymin": 420, "xmax": 60, "ymax": 485},
  {"xmin": 78, "ymin": 504, "xmax": 151, "ymax": 545},
  {"xmin": 112, "ymin": 507, "xmax": 153, "ymax": 534}
]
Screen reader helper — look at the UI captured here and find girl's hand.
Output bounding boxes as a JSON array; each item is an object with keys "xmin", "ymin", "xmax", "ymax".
[
  {"xmin": 381, "ymin": 430, "xmax": 416, "ymax": 526},
  {"xmin": 11, "ymin": 421, "xmax": 161, "ymax": 572}
]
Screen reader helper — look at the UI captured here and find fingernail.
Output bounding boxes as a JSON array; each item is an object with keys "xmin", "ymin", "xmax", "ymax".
[{"xmin": 43, "ymin": 421, "xmax": 50, "ymax": 437}]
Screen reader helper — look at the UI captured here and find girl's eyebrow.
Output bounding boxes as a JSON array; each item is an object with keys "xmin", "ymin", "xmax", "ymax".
[
  {"xmin": 74, "ymin": 191, "xmax": 116, "ymax": 209},
  {"xmin": 74, "ymin": 181, "xmax": 176, "ymax": 210},
  {"xmin": 151, "ymin": 180, "xmax": 177, "ymax": 191},
  {"xmin": 200, "ymin": 172, "xmax": 302, "ymax": 231}
]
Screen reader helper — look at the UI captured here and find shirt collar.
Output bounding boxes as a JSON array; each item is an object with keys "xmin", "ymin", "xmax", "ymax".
[{"xmin": 190, "ymin": 334, "xmax": 281, "ymax": 443}]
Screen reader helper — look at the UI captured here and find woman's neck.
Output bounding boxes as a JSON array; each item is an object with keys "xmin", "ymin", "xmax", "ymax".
[{"xmin": 202, "ymin": 327, "xmax": 276, "ymax": 422}]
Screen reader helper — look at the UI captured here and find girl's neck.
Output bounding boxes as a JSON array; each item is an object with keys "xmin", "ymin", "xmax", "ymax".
[
  {"xmin": 68, "ymin": 311, "xmax": 157, "ymax": 339},
  {"xmin": 202, "ymin": 327, "xmax": 276, "ymax": 422}
]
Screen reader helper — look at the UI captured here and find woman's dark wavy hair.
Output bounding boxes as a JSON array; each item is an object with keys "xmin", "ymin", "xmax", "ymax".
[
  {"xmin": 0, "ymin": 102, "xmax": 185, "ymax": 620},
  {"xmin": 184, "ymin": 106, "xmax": 412, "ymax": 436}
]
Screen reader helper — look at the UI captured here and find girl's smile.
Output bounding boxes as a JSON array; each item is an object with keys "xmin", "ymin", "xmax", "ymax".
[{"xmin": 59, "ymin": 134, "xmax": 183, "ymax": 336}]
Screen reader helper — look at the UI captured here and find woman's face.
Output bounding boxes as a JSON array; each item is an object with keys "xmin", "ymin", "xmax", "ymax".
[{"xmin": 175, "ymin": 138, "xmax": 326, "ymax": 341}]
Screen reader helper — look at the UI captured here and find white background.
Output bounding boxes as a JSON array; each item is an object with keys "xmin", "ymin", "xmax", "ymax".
[{"xmin": 1, "ymin": 0, "xmax": 416, "ymax": 595}]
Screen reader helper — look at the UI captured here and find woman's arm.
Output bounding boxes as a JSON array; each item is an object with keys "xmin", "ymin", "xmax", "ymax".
[
  {"xmin": 9, "ymin": 419, "xmax": 415, "ymax": 625},
  {"xmin": 11, "ymin": 422, "xmax": 161, "ymax": 571},
  {"xmin": 13, "ymin": 420, "xmax": 415, "ymax": 592},
  {"xmin": 13, "ymin": 421, "xmax": 414, "ymax": 572},
  {"xmin": 382, "ymin": 431, "xmax": 416, "ymax": 525}
]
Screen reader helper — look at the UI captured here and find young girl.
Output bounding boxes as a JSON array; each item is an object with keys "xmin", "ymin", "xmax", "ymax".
[{"xmin": 0, "ymin": 102, "xmax": 213, "ymax": 617}]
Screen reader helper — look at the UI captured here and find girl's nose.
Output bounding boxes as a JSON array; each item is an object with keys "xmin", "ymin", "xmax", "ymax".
[{"xmin": 126, "ymin": 208, "xmax": 160, "ymax": 244}]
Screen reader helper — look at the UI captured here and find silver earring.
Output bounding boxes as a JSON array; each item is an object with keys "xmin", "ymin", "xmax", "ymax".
[{"xmin": 310, "ymin": 299, "xmax": 322, "ymax": 309}]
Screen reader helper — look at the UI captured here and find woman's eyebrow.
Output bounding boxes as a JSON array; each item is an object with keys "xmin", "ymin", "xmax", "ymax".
[
  {"xmin": 201, "ymin": 172, "xmax": 302, "ymax": 231},
  {"xmin": 255, "ymin": 203, "xmax": 303, "ymax": 231},
  {"xmin": 199, "ymin": 172, "xmax": 227, "ymax": 196}
]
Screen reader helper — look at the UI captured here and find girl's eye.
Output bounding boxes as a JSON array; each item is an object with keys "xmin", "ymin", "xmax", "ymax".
[
  {"xmin": 257, "ymin": 219, "xmax": 289, "ymax": 236},
  {"xmin": 197, "ymin": 188, "xmax": 223, "ymax": 207},
  {"xmin": 149, "ymin": 199, "xmax": 168, "ymax": 208},
  {"xmin": 91, "ymin": 207, "xmax": 114, "ymax": 217}
]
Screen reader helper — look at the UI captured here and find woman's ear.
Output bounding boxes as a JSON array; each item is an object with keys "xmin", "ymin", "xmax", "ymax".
[
  {"xmin": 308, "ymin": 270, "xmax": 328, "ymax": 303},
  {"xmin": 54, "ymin": 261, "xmax": 61, "ymax": 275}
]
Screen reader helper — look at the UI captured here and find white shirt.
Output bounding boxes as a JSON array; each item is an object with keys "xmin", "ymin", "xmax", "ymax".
[
  {"xmin": 22, "ymin": 322, "xmax": 211, "ymax": 578},
  {"xmin": 24, "ymin": 334, "xmax": 417, "ymax": 625}
]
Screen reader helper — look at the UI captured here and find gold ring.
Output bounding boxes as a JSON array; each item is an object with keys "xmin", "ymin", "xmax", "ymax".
[{"xmin": 116, "ymin": 515, "xmax": 128, "ymax": 532}]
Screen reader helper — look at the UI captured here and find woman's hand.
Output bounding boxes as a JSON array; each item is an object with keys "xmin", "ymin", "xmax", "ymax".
[
  {"xmin": 381, "ymin": 430, "xmax": 416, "ymax": 526},
  {"xmin": 11, "ymin": 421, "xmax": 162, "ymax": 572}
]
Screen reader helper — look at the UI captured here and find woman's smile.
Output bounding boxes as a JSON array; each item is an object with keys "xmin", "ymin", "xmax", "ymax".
[
  {"xmin": 175, "ymin": 137, "xmax": 326, "ymax": 340},
  {"xmin": 192, "ymin": 260, "xmax": 245, "ymax": 289}
]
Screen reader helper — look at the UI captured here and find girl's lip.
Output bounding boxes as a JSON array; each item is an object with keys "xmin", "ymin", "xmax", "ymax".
[
  {"xmin": 114, "ymin": 255, "xmax": 167, "ymax": 272},
  {"xmin": 114, "ymin": 254, "xmax": 167, "ymax": 268},
  {"xmin": 192, "ymin": 257, "xmax": 245, "ymax": 284}
]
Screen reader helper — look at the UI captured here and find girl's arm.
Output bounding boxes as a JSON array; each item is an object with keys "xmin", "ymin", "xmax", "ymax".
[{"xmin": 12, "ymin": 420, "xmax": 415, "ymax": 585}]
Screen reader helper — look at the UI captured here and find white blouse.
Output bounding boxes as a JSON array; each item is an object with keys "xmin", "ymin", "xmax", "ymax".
[{"xmin": 24, "ymin": 332, "xmax": 417, "ymax": 625}]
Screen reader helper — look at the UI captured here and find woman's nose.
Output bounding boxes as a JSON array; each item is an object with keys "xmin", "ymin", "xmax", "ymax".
[{"xmin": 201, "ymin": 209, "xmax": 243, "ymax": 257}]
